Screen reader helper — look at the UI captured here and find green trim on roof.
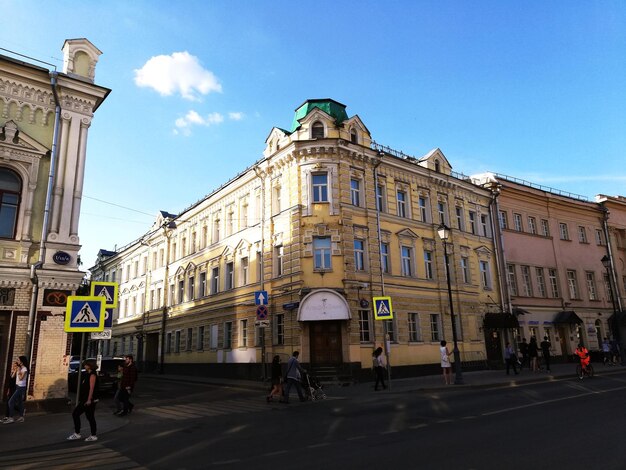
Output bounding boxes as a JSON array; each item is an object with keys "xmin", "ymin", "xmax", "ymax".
[{"xmin": 290, "ymin": 99, "xmax": 349, "ymax": 132}]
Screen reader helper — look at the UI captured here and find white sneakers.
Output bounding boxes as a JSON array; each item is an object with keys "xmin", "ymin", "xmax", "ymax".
[
  {"xmin": 67, "ymin": 433, "xmax": 98, "ymax": 442},
  {"xmin": 15, "ymin": 417, "xmax": 24, "ymax": 423},
  {"xmin": 2, "ymin": 416, "xmax": 25, "ymax": 424}
]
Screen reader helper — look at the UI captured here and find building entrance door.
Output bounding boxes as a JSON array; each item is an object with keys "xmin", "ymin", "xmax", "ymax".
[
  {"xmin": 144, "ymin": 333, "xmax": 159, "ymax": 373},
  {"xmin": 484, "ymin": 328, "xmax": 503, "ymax": 363},
  {"xmin": 309, "ymin": 321, "xmax": 342, "ymax": 365}
]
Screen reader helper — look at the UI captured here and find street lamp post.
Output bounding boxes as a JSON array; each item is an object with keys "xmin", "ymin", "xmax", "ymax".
[
  {"xmin": 601, "ymin": 255, "xmax": 622, "ymax": 364},
  {"xmin": 437, "ymin": 223, "xmax": 464, "ymax": 385}
]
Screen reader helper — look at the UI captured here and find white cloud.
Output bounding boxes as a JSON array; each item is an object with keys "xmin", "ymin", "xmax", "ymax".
[
  {"xmin": 174, "ymin": 110, "xmax": 224, "ymax": 136},
  {"xmin": 134, "ymin": 51, "xmax": 222, "ymax": 101},
  {"xmin": 228, "ymin": 112, "xmax": 245, "ymax": 121}
]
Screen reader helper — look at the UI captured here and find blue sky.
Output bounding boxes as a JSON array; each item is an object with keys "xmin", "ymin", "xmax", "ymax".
[{"xmin": 2, "ymin": 1, "xmax": 625, "ymax": 268}]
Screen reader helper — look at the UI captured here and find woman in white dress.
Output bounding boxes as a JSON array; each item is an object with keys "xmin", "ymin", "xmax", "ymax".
[{"xmin": 440, "ymin": 340, "xmax": 452, "ymax": 385}]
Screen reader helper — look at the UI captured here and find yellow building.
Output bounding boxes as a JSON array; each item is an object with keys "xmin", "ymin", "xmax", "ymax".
[
  {"xmin": 0, "ymin": 39, "xmax": 109, "ymax": 400},
  {"xmin": 93, "ymin": 99, "xmax": 501, "ymax": 380}
]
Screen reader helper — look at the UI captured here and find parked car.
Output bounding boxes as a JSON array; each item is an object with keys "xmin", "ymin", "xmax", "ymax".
[{"xmin": 67, "ymin": 357, "xmax": 125, "ymax": 394}]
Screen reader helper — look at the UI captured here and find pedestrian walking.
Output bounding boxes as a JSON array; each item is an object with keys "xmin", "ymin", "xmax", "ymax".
[
  {"xmin": 267, "ymin": 355, "xmax": 283, "ymax": 402},
  {"xmin": 602, "ymin": 337, "xmax": 612, "ymax": 365},
  {"xmin": 118, "ymin": 354, "xmax": 138, "ymax": 416},
  {"xmin": 113, "ymin": 364, "xmax": 124, "ymax": 415},
  {"xmin": 282, "ymin": 351, "xmax": 306, "ymax": 403},
  {"xmin": 504, "ymin": 343, "xmax": 519, "ymax": 375},
  {"xmin": 440, "ymin": 340, "xmax": 452, "ymax": 385},
  {"xmin": 67, "ymin": 359, "xmax": 99, "ymax": 441},
  {"xmin": 528, "ymin": 337, "xmax": 540, "ymax": 372},
  {"xmin": 2, "ymin": 356, "xmax": 28, "ymax": 424},
  {"xmin": 540, "ymin": 336, "xmax": 552, "ymax": 372},
  {"xmin": 610, "ymin": 339, "xmax": 621, "ymax": 365},
  {"xmin": 372, "ymin": 347, "xmax": 387, "ymax": 391},
  {"xmin": 519, "ymin": 338, "xmax": 529, "ymax": 370}
]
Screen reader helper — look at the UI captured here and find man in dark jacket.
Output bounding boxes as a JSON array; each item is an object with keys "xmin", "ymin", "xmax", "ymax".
[
  {"xmin": 519, "ymin": 338, "xmax": 529, "ymax": 370},
  {"xmin": 118, "ymin": 354, "xmax": 138, "ymax": 417},
  {"xmin": 540, "ymin": 336, "xmax": 552, "ymax": 372}
]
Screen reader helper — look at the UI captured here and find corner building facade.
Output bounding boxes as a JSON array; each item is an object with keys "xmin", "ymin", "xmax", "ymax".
[{"xmin": 93, "ymin": 100, "xmax": 500, "ymax": 380}]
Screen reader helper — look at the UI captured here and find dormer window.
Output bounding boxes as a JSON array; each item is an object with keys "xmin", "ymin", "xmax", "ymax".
[
  {"xmin": 311, "ymin": 121, "xmax": 324, "ymax": 139},
  {"xmin": 0, "ymin": 168, "xmax": 21, "ymax": 239},
  {"xmin": 350, "ymin": 128, "xmax": 358, "ymax": 144},
  {"xmin": 434, "ymin": 159, "xmax": 441, "ymax": 173}
]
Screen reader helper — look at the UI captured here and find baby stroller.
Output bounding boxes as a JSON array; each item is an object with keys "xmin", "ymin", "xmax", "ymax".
[{"xmin": 300, "ymin": 370, "xmax": 326, "ymax": 401}]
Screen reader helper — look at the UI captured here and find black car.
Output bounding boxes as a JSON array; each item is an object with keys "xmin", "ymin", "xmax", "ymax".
[{"xmin": 67, "ymin": 357, "xmax": 125, "ymax": 394}]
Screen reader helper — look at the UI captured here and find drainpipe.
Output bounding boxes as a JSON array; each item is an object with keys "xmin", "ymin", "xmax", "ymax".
[
  {"xmin": 25, "ymin": 72, "xmax": 62, "ymax": 369},
  {"xmin": 253, "ymin": 166, "xmax": 266, "ymax": 380},
  {"xmin": 600, "ymin": 207, "xmax": 623, "ymax": 312},
  {"xmin": 487, "ymin": 183, "xmax": 509, "ymax": 314}
]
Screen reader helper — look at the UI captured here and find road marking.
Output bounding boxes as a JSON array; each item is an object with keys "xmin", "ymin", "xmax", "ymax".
[
  {"xmin": 381, "ymin": 430, "xmax": 399, "ymax": 434},
  {"xmin": 262, "ymin": 450, "xmax": 289, "ymax": 457},
  {"xmin": 346, "ymin": 435, "xmax": 367, "ymax": 440},
  {"xmin": 436, "ymin": 419, "xmax": 453, "ymax": 423},
  {"xmin": 409, "ymin": 424, "xmax": 428, "ymax": 429},
  {"xmin": 461, "ymin": 416, "xmax": 477, "ymax": 420},
  {"xmin": 2, "ymin": 444, "xmax": 146, "ymax": 469},
  {"xmin": 482, "ymin": 385, "xmax": 626, "ymax": 416},
  {"xmin": 307, "ymin": 443, "xmax": 330, "ymax": 448},
  {"xmin": 213, "ymin": 459, "xmax": 241, "ymax": 465}
]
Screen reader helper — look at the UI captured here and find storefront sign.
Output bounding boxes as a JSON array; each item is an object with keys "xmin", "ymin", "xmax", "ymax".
[
  {"xmin": 0, "ymin": 288, "xmax": 15, "ymax": 306},
  {"xmin": 53, "ymin": 251, "xmax": 71, "ymax": 265},
  {"xmin": 43, "ymin": 289, "xmax": 71, "ymax": 307}
]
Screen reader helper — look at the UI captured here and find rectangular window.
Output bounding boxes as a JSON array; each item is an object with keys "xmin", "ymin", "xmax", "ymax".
[
  {"xmin": 273, "ymin": 185, "xmax": 282, "ymax": 214},
  {"xmin": 507, "ymin": 264, "xmax": 518, "ymax": 297},
  {"xmin": 181, "ymin": 238, "xmax": 187, "ymax": 258},
  {"xmin": 211, "ymin": 267, "xmax": 220, "ymax": 294},
  {"xmin": 178, "ymin": 280, "xmax": 184, "ymax": 303},
  {"xmin": 397, "ymin": 190, "xmax": 407, "ymax": 218},
  {"xmin": 380, "ymin": 243, "xmax": 390, "ymax": 274},
  {"xmin": 199, "ymin": 272, "xmax": 206, "ymax": 297},
  {"xmin": 536, "ymin": 267, "xmax": 547, "ymax": 298},
  {"xmin": 186, "ymin": 327, "xmax": 193, "ymax": 351},
  {"xmin": 156, "ymin": 288, "xmax": 161, "ymax": 308},
  {"xmin": 188, "ymin": 276, "xmax": 195, "ymax": 300},
  {"xmin": 159, "ymin": 248, "xmax": 165, "ymax": 267},
  {"xmin": 312, "ymin": 173, "xmax": 328, "ymax": 202},
  {"xmin": 548, "ymin": 269, "xmax": 560, "ymax": 298},
  {"xmin": 376, "ymin": 184, "xmax": 385, "ymax": 212},
  {"xmin": 586, "ymin": 271, "xmax": 597, "ymax": 300},
  {"xmin": 423, "ymin": 250, "xmax": 434, "ymax": 279},
  {"xmin": 401, "ymin": 246, "xmax": 413, "ymax": 277},
  {"xmin": 480, "ymin": 214, "xmax": 490, "ymax": 237},
  {"xmin": 152, "ymin": 252, "xmax": 157, "ymax": 271},
  {"xmin": 224, "ymin": 322, "xmax": 232, "ymax": 349},
  {"xmin": 528, "ymin": 216, "xmax": 537, "ymax": 235},
  {"xmin": 191, "ymin": 232, "xmax": 197, "ymax": 254},
  {"xmin": 165, "ymin": 333, "xmax": 171, "ymax": 353},
  {"xmin": 559, "ymin": 223, "xmax": 569, "ymax": 240},
  {"xmin": 358, "ymin": 310, "xmax": 371, "ymax": 342},
  {"xmin": 604, "ymin": 273, "xmax": 613, "ymax": 302},
  {"xmin": 437, "ymin": 201, "xmax": 447, "ymax": 225},
  {"xmin": 541, "ymin": 219, "xmax": 550, "ymax": 237},
  {"xmin": 385, "ymin": 320, "xmax": 395, "ymax": 342},
  {"xmin": 354, "ymin": 240, "xmax": 365, "ymax": 271},
  {"xmin": 419, "ymin": 196, "xmax": 429, "ymax": 222},
  {"xmin": 257, "ymin": 251, "xmax": 262, "ymax": 282},
  {"xmin": 273, "ymin": 314, "xmax": 284, "ymax": 345},
  {"xmin": 408, "ymin": 313, "xmax": 421, "ymax": 342},
  {"xmin": 225, "ymin": 262, "xmax": 234, "ymax": 290},
  {"xmin": 578, "ymin": 226, "xmax": 588, "ymax": 243},
  {"xmin": 197, "ymin": 326, "xmax": 205, "ymax": 351},
  {"xmin": 461, "ymin": 257, "xmax": 470, "ymax": 283},
  {"xmin": 174, "ymin": 330, "xmax": 181, "ymax": 353},
  {"xmin": 350, "ymin": 179, "xmax": 361, "ymax": 206},
  {"xmin": 456, "ymin": 207, "xmax": 464, "ymax": 231},
  {"xmin": 226, "ymin": 208, "xmax": 234, "ymax": 237},
  {"xmin": 480, "ymin": 261, "xmax": 491, "ymax": 289},
  {"xmin": 499, "ymin": 211, "xmax": 508, "ymax": 230},
  {"xmin": 241, "ymin": 257, "xmax": 249, "ymax": 285},
  {"xmin": 202, "ymin": 226, "xmax": 208, "ymax": 248},
  {"xmin": 521, "ymin": 266, "xmax": 533, "ymax": 297},
  {"xmin": 468, "ymin": 211, "xmax": 476, "ymax": 235},
  {"xmin": 313, "ymin": 237, "xmax": 332, "ymax": 270},
  {"xmin": 239, "ymin": 319, "xmax": 248, "ymax": 347},
  {"xmin": 430, "ymin": 314, "xmax": 442, "ymax": 342},
  {"xmin": 567, "ymin": 270, "xmax": 579, "ymax": 299},
  {"xmin": 121, "ymin": 336, "xmax": 126, "ymax": 355},
  {"xmin": 595, "ymin": 229, "xmax": 605, "ymax": 245},
  {"xmin": 274, "ymin": 246, "xmax": 284, "ymax": 277},
  {"xmin": 513, "ymin": 213, "xmax": 522, "ymax": 231}
]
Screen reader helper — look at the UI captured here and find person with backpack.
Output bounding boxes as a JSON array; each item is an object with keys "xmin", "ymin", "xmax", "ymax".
[{"xmin": 67, "ymin": 359, "xmax": 99, "ymax": 442}]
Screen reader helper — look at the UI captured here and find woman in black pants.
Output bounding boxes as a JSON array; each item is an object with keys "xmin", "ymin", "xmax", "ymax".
[
  {"xmin": 373, "ymin": 347, "xmax": 387, "ymax": 391},
  {"xmin": 67, "ymin": 359, "xmax": 99, "ymax": 442}
]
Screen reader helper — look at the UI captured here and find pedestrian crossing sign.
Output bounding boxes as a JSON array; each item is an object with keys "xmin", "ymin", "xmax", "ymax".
[
  {"xmin": 373, "ymin": 296, "xmax": 393, "ymax": 320},
  {"xmin": 90, "ymin": 281, "xmax": 119, "ymax": 309},
  {"xmin": 65, "ymin": 296, "xmax": 106, "ymax": 332}
]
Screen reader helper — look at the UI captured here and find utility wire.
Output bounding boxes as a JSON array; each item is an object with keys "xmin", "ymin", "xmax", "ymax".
[
  {"xmin": 81, "ymin": 212, "xmax": 152, "ymax": 224},
  {"xmin": 83, "ymin": 195, "xmax": 155, "ymax": 217}
]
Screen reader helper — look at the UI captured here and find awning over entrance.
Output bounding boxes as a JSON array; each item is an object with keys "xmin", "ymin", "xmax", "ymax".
[
  {"xmin": 483, "ymin": 312, "xmax": 519, "ymax": 329},
  {"xmin": 297, "ymin": 289, "xmax": 351, "ymax": 321},
  {"xmin": 553, "ymin": 310, "xmax": 583, "ymax": 324},
  {"xmin": 512, "ymin": 307, "xmax": 529, "ymax": 315}
]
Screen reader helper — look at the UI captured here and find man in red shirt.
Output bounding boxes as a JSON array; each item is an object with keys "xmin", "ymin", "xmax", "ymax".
[
  {"xmin": 575, "ymin": 344, "xmax": 590, "ymax": 377},
  {"xmin": 118, "ymin": 354, "xmax": 138, "ymax": 417}
]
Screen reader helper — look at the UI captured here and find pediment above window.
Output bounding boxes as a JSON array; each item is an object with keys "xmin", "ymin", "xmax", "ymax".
[
  {"xmin": 474, "ymin": 245, "xmax": 492, "ymax": 258},
  {"xmin": 396, "ymin": 228, "xmax": 419, "ymax": 239},
  {"xmin": 0, "ymin": 120, "xmax": 49, "ymax": 156}
]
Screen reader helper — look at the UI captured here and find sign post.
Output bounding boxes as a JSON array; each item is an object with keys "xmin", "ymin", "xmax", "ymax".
[
  {"xmin": 373, "ymin": 296, "xmax": 393, "ymax": 390},
  {"xmin": 255, "ymin": 291, "xmax": 269, "ymax": 380}
]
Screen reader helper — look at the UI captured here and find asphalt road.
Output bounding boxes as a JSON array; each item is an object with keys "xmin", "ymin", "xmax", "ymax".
[{"xmin": 5, "ymin": 373, "xmax": 626, "ymax": 469}]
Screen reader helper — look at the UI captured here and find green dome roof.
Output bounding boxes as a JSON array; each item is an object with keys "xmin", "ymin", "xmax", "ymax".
[{"xmin": 290, "ymin": 99, "xmax": 348, "ymax": 132}]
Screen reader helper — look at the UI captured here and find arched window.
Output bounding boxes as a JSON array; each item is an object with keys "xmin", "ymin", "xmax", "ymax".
[
  {"xmin": 434, "ymin": 159, "xmax": 441, "ymax": 173},
  {"xmin": 311, "ymin": 121, "xmax": 324, "ymax": 139},
  {"xmin": 350, "ymin": 128, "xmax": 358, "ymax": 144},
  {"xmin": 0, "ymin": 168, "xmax": 21, "ymax": 239}
]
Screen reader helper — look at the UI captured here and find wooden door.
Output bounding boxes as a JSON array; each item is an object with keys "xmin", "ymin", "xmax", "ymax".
[{"xmin": 310, "ymin": 321, "xmax": 343, "ymax": 365}]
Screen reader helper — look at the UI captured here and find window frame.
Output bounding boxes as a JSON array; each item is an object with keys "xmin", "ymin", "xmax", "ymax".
[
  {"xmin": 313, "ymin": 236, "xmax": 332, "ymax": 270},
  {"xmin": 312, "ymin": 173, "xmax": 329, "ymax": 203},
  {"xmin": 0, "ymin": 167, "xmax": 22, "ymax": 240}
]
